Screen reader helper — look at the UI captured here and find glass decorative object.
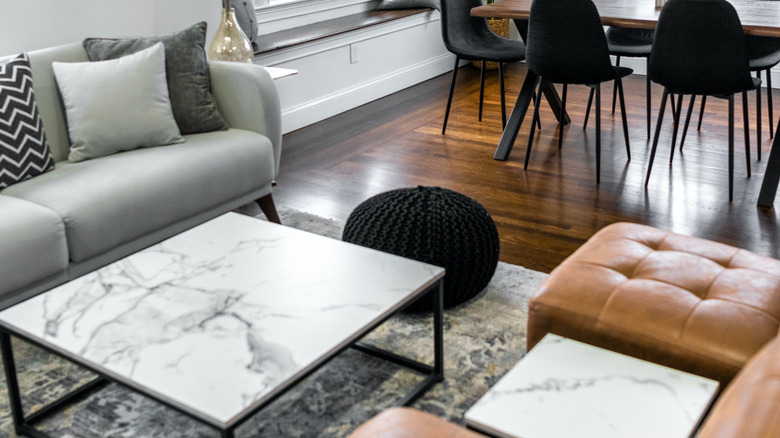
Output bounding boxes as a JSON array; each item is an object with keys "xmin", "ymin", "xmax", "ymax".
[{"xmin": 209, "ymin": 0, "xmax": 254, "ymax": 63}]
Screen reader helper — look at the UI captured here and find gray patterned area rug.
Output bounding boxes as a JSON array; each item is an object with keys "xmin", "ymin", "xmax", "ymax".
[{"xmin": 0, "ymin": 206, "xmax": 547, "ymax": 438}]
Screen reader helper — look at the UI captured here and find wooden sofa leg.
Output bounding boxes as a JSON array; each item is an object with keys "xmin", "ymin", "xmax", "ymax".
[{"xmin": 256, "ymin": 194, "xmax": 281, "ymax": 224}]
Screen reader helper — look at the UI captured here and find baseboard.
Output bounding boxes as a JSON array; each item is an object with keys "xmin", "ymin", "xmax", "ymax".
[
  {"xmin": 280, "ymin": 53, "xmax": 454, "ymax": 133},
  {"xmin": 277, "ymin": 51, "xmax": 778, "ymax": 135}
]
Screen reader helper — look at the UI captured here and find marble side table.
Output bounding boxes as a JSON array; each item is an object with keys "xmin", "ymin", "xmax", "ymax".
[
  {"xmin": 465, "ymin": 334, "xmax": 719, "ymax": 438},
  {"xmin": 0, "ymin": 212, "xmax": 445, "ymax": 438}
]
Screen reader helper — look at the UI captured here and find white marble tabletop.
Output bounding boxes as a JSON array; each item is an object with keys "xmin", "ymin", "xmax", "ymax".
[
  {"xmin": 465, "ymin": 334, "xmax": 719, "ymax": 438},
  {"xmin": 0, "ymin": 213, "xmax": 444, "ymax": 428}
]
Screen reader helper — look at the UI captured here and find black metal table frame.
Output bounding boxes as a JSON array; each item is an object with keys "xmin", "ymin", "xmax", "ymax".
[
  {"xmin": 758, "ymin": 121, "xmax": 780, "ymax": 207},
  {"xmin": 0, "ymin": 279, "xmax": 445, "ymax": 438}
]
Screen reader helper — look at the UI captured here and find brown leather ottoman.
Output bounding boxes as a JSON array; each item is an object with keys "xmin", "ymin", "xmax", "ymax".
[
  {"xmin": 347, "ymin": 407, "xmax": 483, "ymax": 438},
  {"xmin": 528, "ymin": 222, "xmax": 780, "ymax": 385}
]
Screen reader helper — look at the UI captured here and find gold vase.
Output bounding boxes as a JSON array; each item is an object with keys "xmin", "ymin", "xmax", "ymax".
[
  {"xmin": 473, "ymin": 18, "xmax": 511, "ymax": 70},
  {"xmin": 209, "ymin": 7, "xmax": 253, "ymax": 63}
]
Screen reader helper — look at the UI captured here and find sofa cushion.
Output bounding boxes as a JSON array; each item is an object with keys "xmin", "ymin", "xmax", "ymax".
[
  {"xmin": 2, "ymin": 129, "xmax": 274, "ymax": 263},
  {"xmin": 0, "ymin": 53, "xmax": 55, "ymax": 189},
  {"xmin": 0, "ymin": 195, "xmax": 68, "ymax": 301},
  {"xmin": 696, "ymin": 335, "xmax": 780, "ymax": 437},
  {"xmin": 83, "ymin": 22, "xmax": 228, "ymax": 135},
  {"xmin": 53, "ymin": 43, "xmax": 184, "ymax": 162}
]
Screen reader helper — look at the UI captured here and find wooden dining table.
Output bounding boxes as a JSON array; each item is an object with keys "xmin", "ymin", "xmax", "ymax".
[{"xmin": 472, "ymin": 0, "xmax": 780, "ymax": 207}]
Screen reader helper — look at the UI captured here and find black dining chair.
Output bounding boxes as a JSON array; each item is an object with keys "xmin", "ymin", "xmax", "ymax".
[
  {"xmin": 587, "ymin": 28, "xmax": 688, "ymax": 140},
  {"xmin": 524, "ymin": 0, "xmax": 632, "ymax": 183},
  {"xmin": 439, "ymin": 0, "xmax": 527, "ymax": 135},
  {"xmin": 645, "ymin": 0, "xmax": 761, "ymax": 201},
  {"xmin": 680, "ymin": 35, "xmax": 780, "ymax": 159},
  {"xmin": 595, "ymin": 27, "xmax": 655, "ymax": 138}
]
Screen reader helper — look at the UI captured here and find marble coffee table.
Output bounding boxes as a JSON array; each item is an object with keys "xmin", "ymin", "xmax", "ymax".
[
  {"xmin": 465, "ymin": 334, "xmax": 719, "ymax": 438},
  {"xmin": 0, "ymin": 212, "xmax": 445, "ymax": 437}
]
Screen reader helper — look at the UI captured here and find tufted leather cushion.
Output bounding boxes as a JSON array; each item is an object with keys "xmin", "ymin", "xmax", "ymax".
[
  {"xmin": 528, "ymin": 222, "xmax": 780, "ymax": 385},
  {"xmin": 347, "ymin": 408, "xmax": 484, "ymax": 438}
]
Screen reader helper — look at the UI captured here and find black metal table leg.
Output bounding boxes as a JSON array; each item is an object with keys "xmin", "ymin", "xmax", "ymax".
[
  {"xmin": 351, "ymin": 279, "xmax": 445, "ymax": 407},
  {"xmin": 395, "ymin": 281, "xmax": 444, "ymax": 407},
  {"xmin": 494, "ymin": 70, "xmax": 538, "ymax": 161},
  {"xmin": 432, "ymin": 281, "xmax": 444, "ymax": 379},
  {"xmin": 758, "ymin": 117, "xmax": 780, "ymax": 207},
  {"xmin": 494, "ymin": 20, "xmax": 569, "ymax": 161},
  {"xmin": 1, "ymin": 329, "xmax": 113, "ymax": 438},
  {"xmin": 1, "ymin": 330, "xmax": 25, "ymax": 435},
  {"xmin": 513, "ymin": 18, "xmax": 570, "ymax": 124}
]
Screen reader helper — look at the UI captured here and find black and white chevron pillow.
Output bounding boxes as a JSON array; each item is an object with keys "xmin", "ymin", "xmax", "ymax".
[{"xmin": 0, "ymin": 53, "xmax": 55, "ymax": 190}]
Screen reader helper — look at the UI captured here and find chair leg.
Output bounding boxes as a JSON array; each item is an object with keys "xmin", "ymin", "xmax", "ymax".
[
  {"xmin": 728, "ymin": 95, "xmax": 735, "ymax": 202},
  {"xmin": 646, "ymin": 89, "xmax": 670, "ymax": 190},
  {"xmin": 768, "ymin": 71, "xmax": 774, "ymax": 141},
  {"xmin": 531, "ymin": 95, "xmax": 541, "ymax": 130},
  {"xmin": 697, "ymin": 95, "xmax": 707, "ymax": 131},
  {"xmin": 669, "ymin": 93, "xmax": 683, "ymax": 164},
  {"xmin": 559, "ymin": 83, "xmax": 567, "ymax": 149},
  {"xmin": 442, "ymin": 56, "xmax": 460, "ymax": 135},
  {"xmin": 256, "ymin": 193, "xmax": 281, "ymax": 224},
  {"xmin": 611, "ymin": 56, "xmax": 620, "ymax": 115},
  {"xmin": 670, "ymin": 94, "xmax": 678, "ymax": 120},
  {"xmin": 584, "ymin": 87, "xmax": 594, "ymax": 130},
  {"xmin": 617, "ymin": 77, "xmax": 630, "ymax": 160},
  {"xmin": 743, "ymin": 91, "xmax": 751, "ymax": 178},
  {"xmin": 755, "ymin": 71, "xmax": 761, "ymax": 161},
  {"xmin": 524, "ymin": 77, "xmax": 545, "ymax": 170},
  {"xmin": 596, "ymin": 84, "xmax": 602, "ymax": 184},
  {"xmin": 680, "ymin": 95, "xmax": 696, "ymax": 151},
  {"xmin": 478, "ymin": 61, "xmax": 486, "ymax": 122},
  {"xmin": 646, "ymin": 59, "xmax": 651, "ymax": 138},
  {"xmin": 499, "ymin": 62, "xmax": 507, "ymax": 128}
]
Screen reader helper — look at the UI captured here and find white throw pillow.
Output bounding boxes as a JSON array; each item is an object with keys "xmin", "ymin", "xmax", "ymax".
[{"xmin": 53, "ymin": 42, "xmax": 184, "ymax": 162}]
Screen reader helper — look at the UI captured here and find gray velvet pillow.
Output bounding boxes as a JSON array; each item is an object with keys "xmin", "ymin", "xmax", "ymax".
[
  {"xmin": 233, "ymin": 0, "xmax": 259, "ymax": 47},
  {"xmin": 377, "ymin": 0, "xmax": 440, "ymax": 10},
  {"xmin": 83, "ymin": 22, "xmax": 228, "ymax": 135}
]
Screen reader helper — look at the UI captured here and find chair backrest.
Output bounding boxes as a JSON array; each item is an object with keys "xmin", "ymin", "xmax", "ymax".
[
  {"xmin": 525, "ymin": 0, "xmax": 615, "ymax": 84},
  {"xmin": 649, "ymin": 0, "xmax": 755, "ymax": 95},
  {"xmin": 439, "ymin": 0, "xmax": 500, "ymax": 57}
]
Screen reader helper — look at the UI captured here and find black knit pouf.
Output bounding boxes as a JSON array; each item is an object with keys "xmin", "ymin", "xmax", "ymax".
[{"xmin": 342, "ymin": 186, "xmax": 500, "ymax": 312}]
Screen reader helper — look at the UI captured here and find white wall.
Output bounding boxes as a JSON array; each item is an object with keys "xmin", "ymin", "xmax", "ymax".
[
  {"xmin": 0, "ymin": 0, "xmax": 221, "ymax": 55},
  {"xmin": 255, "ymin": 7, "xmax": 452, "ymax": 133}
]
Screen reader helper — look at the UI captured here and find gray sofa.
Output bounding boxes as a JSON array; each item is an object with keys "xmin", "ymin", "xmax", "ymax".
[{"xmin": 0, "ymin": 42, "xmax": 283, "ymax": 310}]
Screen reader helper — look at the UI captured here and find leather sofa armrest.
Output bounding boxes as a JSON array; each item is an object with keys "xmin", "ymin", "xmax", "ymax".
[
  {"xmin": 696, "ymin": 335, "xmax": 780, "ymax": 437},
  {"xmin": 348, "ymin": 408, "xmax": 484, "ymax": 438},
  {"xmin": 209, "ymin": 61, "xmax": 282, "ymax": 178}
]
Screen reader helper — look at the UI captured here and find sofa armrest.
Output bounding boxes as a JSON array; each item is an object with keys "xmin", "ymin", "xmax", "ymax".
[
  {"xmin": 209, "ymin": 61, "xmax": 282, "ymax": 178},
  {"xmin": 347, "ymin": 408, "xmax": 485, "ymax": 438},
  {"xmin": 696, "ymin": 335, "xmax": 780, "ymax": 437}
]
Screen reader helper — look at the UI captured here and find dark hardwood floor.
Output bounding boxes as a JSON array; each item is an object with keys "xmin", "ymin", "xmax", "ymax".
[{"xmin": 274, "ymin": 62, "xmax": 780, "ymax": 273}]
